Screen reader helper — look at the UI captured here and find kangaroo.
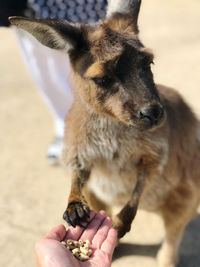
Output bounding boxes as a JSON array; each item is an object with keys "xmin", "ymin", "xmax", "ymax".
[{"xmin": 9, "ymin": 0, "xmax": 200, "ymax": 266}]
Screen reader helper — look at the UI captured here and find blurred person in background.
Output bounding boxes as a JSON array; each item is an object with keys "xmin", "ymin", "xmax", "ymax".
[{"xmin": 0, "ymin": 0, "xmax": 107, "ymax": 165}]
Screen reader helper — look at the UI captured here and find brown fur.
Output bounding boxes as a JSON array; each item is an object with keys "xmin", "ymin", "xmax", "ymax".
[
  {"xmin": 85, "ymin": 61, "xmax": 106, "ymax": 79},
  {"xmin": 63, "ymin": 83, "xmax": 200, "ymax": 267},
  {"xmin": 9, "ymin": 1, "xmax": 200, "ymax": 266}
]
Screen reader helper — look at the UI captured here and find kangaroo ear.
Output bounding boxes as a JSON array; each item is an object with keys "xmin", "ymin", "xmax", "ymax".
[
  {"xmin": 9, "ymin": 16, "xmax": 84, "ymax": 52},
  {"xmin": 107, "ymin": 0, "xmax": 141, "ymax": 25}
]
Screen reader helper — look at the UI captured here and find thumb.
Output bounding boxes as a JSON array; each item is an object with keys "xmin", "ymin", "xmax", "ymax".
[{"xmin": 45, "ymin": 224, "xmax": 67, "ymax": 241}]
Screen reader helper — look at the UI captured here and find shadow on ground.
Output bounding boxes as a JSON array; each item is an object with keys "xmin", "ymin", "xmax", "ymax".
[
  {"xmin": 113, "ymin": 243, "xmax": 160, "ymax": 261},
  {"xmin": 113, "ymin": 215, "xmax": 200, "ymax": 267}
]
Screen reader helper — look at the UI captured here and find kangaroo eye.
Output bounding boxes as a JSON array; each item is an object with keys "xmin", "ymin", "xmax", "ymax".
[{"xmin": 93, "ymin": 76, "xmax": 112, "ymax": 87}]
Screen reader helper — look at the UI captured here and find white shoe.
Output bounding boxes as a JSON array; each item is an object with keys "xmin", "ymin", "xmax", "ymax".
[{"xmin": 47, "ymin": 137, "xmax": 63, "ymax": 165}]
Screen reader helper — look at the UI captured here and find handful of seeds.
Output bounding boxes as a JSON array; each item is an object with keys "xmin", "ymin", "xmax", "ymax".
[{"xmin": 61, "ymin": 239, "xmax": 93, "ymax": 261}]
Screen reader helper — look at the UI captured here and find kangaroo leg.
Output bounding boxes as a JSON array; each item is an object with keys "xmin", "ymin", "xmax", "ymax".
[
  {"xmin": 113, "ymin": 171, "xmax": 146, "ymax": 238},
  {"xmin": 63, "ymin": 166, "xmax": 91, "ymax": 227},
  {"xmin": 157, "ymin": 218, "xmax": 187, "ymax": 267},
  {"xmin": 157, "ymin": 187, "xmax": 198, "ymax": 267}
]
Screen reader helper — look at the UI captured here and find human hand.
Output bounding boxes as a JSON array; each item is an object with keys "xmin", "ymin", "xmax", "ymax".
[{"xmin": 35, "ymin": 211, "xmax": 117, "ymax": 267}]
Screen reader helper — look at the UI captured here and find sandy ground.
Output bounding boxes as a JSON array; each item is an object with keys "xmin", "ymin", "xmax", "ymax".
[{"xmin": 1, "ymin": 0, "xmax": 200, "ymax": 266}]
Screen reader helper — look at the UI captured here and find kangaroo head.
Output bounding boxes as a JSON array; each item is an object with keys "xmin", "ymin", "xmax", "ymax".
[{"xmin": 9, "ymin": 0, "xmax": 165, "ymax": 130}]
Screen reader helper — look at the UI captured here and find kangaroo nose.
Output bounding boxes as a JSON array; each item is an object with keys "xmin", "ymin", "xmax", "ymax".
[{"xmin": 139, "ymin": 104, "xmax": 164, "ymax": 126}]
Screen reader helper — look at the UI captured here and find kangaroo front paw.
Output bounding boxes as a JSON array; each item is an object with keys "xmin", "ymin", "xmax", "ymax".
[
  {"xmin": 113, "ymin": 224, "xmax": 131, "ymax": 239},
  {"xmin": 63, "ymin": 202, "xmax": 90, "ymax": 227},
  {"xmin": 113, "ymin": 215, "xmax": 131, "ymax": 239}
]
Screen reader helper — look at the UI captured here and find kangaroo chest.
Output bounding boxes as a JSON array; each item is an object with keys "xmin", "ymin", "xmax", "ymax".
[
  {"xmin": 88, "ymin": 159, "xmax": 139, "ymax": 205},
  {"xmin": 78, "ymin": 122, "xmax": 139, "ymax": 205},
  {"xmin": 87, "ymin": 156, "xmax": 170, "ymax": 210},
  {"xmin": 75, "ymin": 117, "xmax": 169, "ymax": 209}
]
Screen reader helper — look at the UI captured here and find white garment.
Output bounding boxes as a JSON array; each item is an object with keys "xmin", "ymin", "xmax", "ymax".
[{"xmin": 14, "ymin": 28, "xmax": 73, "ymax": 137}]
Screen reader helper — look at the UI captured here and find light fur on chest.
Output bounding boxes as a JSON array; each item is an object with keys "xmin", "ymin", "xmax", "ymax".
[
  {"xmin": 66, "ymin": 116, "xmax": 169, "ymax": 209},
  {"xmin": 88, "ymin": 161, "xmax": 138, "ymax": 205},
  {"xmin": 77, "ymin": 116, "xmax": 138, "ymax": 167},
  {"xmin": 83, "ymin": 134, "xmax": 168, "ymax": 209}
]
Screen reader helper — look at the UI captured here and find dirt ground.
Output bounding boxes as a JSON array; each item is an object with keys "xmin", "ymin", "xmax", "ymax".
[{"xmin": 1, "ymin": 0, "xmax": 200, "ymax": 266}]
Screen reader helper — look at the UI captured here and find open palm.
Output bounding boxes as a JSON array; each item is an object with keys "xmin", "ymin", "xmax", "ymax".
[{"xmin": 35, "ymin": 211, "xmax": 117, "ymax": 267}]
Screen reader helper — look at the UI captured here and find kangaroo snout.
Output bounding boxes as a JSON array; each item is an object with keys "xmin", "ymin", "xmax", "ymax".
[{"xmin": 138, "ymin": 104, "xmax": 165, "ymax": 128}]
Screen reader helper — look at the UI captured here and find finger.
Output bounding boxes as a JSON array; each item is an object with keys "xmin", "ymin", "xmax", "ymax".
[
  {"xmin": 92, "ymin": 217, "xmax": 112, "ymax": 249},
  {"xmin": 101, "ymin": 228, "xmax": 118, "ymax": 259},
  {"xmin": 45, "ymin": 224, "xmax": 66, "ymax": 241},
  {"xmin": 65, "ymin": 211, "xmax": 96, "ymax": 241},
  {"xmin": 80, "ymin": 210, "xmax": 107, "ymax": 242}
]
